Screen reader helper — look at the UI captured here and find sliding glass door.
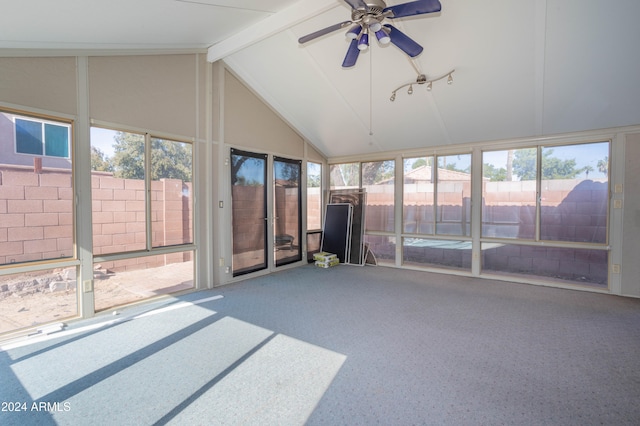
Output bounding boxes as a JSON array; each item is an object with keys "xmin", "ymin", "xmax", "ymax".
[
  {"xmin": 231, "ymin": 149, "xmax": 268, "ymax": 276},
  {"xmin": 274, "ymin": 157, "xmax": 302, "ymax": 267}
]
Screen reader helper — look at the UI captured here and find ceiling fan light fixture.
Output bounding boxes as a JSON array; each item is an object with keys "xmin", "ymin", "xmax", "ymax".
[
  {"xmin": 346, "ymin": 24, "xmax": 362, "ymax": 40},
  {"xmin": 298, "ymin": 0, "xmax": 444, "ymax": 67},
  {"xmin": 375, "ymin": 29, "xmax": 391, "ymax": 44},
  {"xmin": 357, "ymin": 32, "xmax": 369, "ymax": 51},
  {"xmin": 369, "ymin": 21, "xmax": 383, "ymax": 33}
]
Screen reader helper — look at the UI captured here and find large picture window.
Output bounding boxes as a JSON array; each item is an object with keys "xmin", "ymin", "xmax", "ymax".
[
  {"xmin": 481, "ymin": 141, "xmax": 610, "ymax": 287},
  {"xmin": 90, "ymin": 127, "xmax": 194, "ymax": 310},
  {"xmin": 1, "ymin": 109, "xmax": 76, "ymax": 335}
]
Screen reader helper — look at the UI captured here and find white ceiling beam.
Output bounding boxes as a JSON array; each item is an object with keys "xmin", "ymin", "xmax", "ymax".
[{"xmin": 207, "ymin": 0, "xmax": 339, "ymax": 62}]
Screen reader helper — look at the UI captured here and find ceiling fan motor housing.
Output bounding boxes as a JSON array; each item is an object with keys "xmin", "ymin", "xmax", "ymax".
[{"xmin": 351, "ymin": 0, "xmax": 387, "ymax": 21}]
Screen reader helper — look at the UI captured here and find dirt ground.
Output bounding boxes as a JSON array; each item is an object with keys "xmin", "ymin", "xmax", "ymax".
[{"xmin": 0, "ymin": 262, "xmax": 194, "ymax": 336}]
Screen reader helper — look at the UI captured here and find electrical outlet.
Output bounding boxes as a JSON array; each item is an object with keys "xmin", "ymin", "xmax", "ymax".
[{"xmin": 614, "ymin": 184, "xmax": 623, "ymax": 193}]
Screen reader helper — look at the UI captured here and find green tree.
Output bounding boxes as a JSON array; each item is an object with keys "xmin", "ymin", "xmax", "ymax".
[
  {"xmin": 151, "ymin": 138, "xmax": 192, "ymax": 182},
  {"xmin": 512, "ymin": 148, "xmax": 587, "ymax": 180},
  {"xmin": 331, "ymin": 163, "xmax": 360, "ymax": 187},
  {"xmin": 483, "ymin": 163, "xmax": 507, "ymax": 181},
  {"xmin": 112, "ymin": 132, "xmax": 145, "ymax": 179},
  {"xmin": 362, "ymin": 160, "xmax": 394, "ymax": 185},
  {"xmin": 91, "ymin": 146, "xmax": 114, "ymax": 172},
  {"xmin": 111, "ymin": 132, "xmax": 192, "ymax": 182},
  {"xmin": 597, "ymin": 156, "xmax": 609, "ymax": 175}
]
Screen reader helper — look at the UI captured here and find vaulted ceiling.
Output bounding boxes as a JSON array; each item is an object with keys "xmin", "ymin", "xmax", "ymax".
[{"xmin": 2, "ymin": 0, "xmax": 640, "ymax": 158}]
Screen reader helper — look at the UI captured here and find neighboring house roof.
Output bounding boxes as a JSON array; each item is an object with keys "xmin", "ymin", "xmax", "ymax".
[{"xmin": 404, "ymin": 165, "xmax": 472, "ymax": 182}]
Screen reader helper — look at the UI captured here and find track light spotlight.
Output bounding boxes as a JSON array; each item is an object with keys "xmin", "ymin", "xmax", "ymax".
[
  {"xmin": 447, "ymin": 73, "xmax": 453, "ymax": 84},
  {"xmin": 390, "ymin": 92, "xmax": 396, "ymax": 102},
  {"xmin": 408, "ymin": 85, "xmax": 413, "ymax": 95}
]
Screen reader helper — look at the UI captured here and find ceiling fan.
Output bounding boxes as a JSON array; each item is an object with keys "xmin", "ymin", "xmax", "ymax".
[{"xmin": 298, "ymin": 0, "xmax": 442, "ymax": 68}]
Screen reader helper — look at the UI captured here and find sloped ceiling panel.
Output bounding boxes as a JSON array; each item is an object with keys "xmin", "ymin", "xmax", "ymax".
[
  {"xmin": 0, "ymin": 0, "xmax": 288, "ymax": 50},
  {"xmin": 543, "ymin": 0, "xmax": 640, "ymax": 135},
  {"xmin": 225, "ymin": 29, "xmax": 377, "ymax": 158},
  {"xmin": 226, "ymin": 0, "xmax": 543, "ymax": 158}
]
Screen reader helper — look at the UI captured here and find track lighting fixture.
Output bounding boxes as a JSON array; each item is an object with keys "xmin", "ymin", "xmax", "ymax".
[{"xmin": 389, "ymin": 70, "xmax": 455, "ymax": 102}]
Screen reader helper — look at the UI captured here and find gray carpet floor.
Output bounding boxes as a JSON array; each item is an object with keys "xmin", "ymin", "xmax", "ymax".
[{"xmin": 1, "ymin": 264, "xmax": 639, "ymax": 425}]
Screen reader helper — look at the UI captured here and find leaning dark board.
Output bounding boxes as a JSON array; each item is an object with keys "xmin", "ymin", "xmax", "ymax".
[{"xmin": 320, "ymin": 203, "xmax": 352, "ymax": 263}]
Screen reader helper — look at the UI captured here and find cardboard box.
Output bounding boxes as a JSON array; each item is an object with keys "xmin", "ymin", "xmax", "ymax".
[
  {"xmin": 313, "ymin": 251, "xmax": 338, "ymax": 262},
  {"xmin": 315, "ymin": 258, "xmax": 340, "ymax": 268}
]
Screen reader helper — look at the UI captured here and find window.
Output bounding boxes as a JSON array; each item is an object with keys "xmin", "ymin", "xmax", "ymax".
[
  {"xmin": 482, "ymin": 148, "xmax": 537, "ymax": 239},
  {"xmin": 1, "ymin": 112, "xmax": 74, "ymax": 266},
  {"xmin": 482, "ymin": 142, "xmax": 609, "ymax": 244},
  {"xmin": 15, "ymin": 117, "xmax": 70, "ymax": 158},
  {"xmin": 403, "ymin": 154, "xmax": 471, "ymax": 237},
  {"xmin": 481, "ymin": 141, "xmax": 610, "ymax": 287},
  {"xmin": 436, "ymin": 154, "xmax": 472, "ymax": 236},
  {"xmin": 1, "ymin": 109, "xmax": 76, "ymax": 335},
  {"xmin": 540, "ymin": 142, "xmax": 609, "ymax": 244},
  {"xmin": 362, "ymin": 160, "xmax": 395, "ymax": 233},
  {"xmin": 402, "ymin": 154, "xmax": 472, "ymax": 270},
  {"xmin": 307, "ymin": 162, "xmax": 322, "ymax": 231},
  {"xmin": 90, "ymin": 127, "xmax": 194, "ymax": 310},
  {"xmin": 403, "ymin": 156, "xmax": 435, "ymax": 234}
]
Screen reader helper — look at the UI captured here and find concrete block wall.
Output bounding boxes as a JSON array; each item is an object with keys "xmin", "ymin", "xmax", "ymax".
[
  {"xmin": 0, "ymin": 167, "xmax": 73, "ymax": 264},
  {"xmin": 1, "ymin": 167, "xmax": 192, "ymax": 272}
]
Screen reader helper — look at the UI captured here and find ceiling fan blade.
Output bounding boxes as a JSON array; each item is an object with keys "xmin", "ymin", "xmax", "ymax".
[
  {"xmin": 384, "ymin": 0, "xmax": 441, "ymax": 19},
  {"xmin": 343, "ymin": 0, "xmax": 368, "ymax": 10},
  {"xmin": 342, "ymin": 39, "xmax": 361, "ymax": 68},
  {"xmin": 298, "ymin": 21, "xmax": 353, "ymax": 44},
  {"xmin": 384, "ymin": 24, "xmax": 423, "ymax": 57}
]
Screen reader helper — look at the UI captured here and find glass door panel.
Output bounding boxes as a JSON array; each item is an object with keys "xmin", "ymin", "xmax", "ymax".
[
  {"xmin": 231, "ymin": 149, "xmax": 267, "ymax": 276},
  {"xmin": 274, "ymin": 157, "xmax": 302, "ymax": 267}
]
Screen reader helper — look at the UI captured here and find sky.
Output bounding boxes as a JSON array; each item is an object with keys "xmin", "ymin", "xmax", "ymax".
[{"xmin": 90, "ymin": 127, "xmax": 118, "ymax": 158}]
